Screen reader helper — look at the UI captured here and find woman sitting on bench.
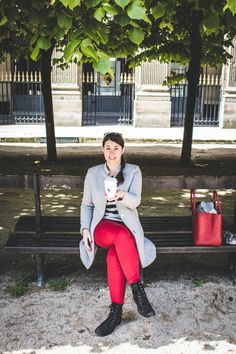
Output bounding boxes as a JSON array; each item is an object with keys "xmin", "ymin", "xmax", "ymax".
[{"xmin": 80, "ymin": 132, "xmax": 156, "ymax": 337}]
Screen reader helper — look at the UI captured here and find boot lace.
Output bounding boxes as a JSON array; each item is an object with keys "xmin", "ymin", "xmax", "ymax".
[
  {"xmin": 103, "ymin": 304, "xmax": 122, "ymax": 326},
  {"xmin": 132, "ymin": 282, "xmax": 148, "ymax": 305}
]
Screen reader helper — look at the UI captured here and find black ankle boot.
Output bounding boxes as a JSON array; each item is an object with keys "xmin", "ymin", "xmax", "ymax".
[
  {"xmin": 95, "ymin": 303, "xmax": 123, "ymax": 337},
  {"xmin": 131, "ymin": 281, "xmax": 155, "ymax": 317}
]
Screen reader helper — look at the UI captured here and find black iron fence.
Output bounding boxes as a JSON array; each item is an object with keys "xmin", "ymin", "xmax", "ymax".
[
  {"xmin": 1, "ymin": 70, "xmax": 223, "ymax": 127},
  {"xmin": 170, "ymin": 74, "xmax": 221, "ymax": 127},
  {"xmin": 82, "ymin": 81, "xmax": 97, "ymax": 126},
  {"xmin": 0, "ymin": 72, "xmax": 45, "ymax": 124}
]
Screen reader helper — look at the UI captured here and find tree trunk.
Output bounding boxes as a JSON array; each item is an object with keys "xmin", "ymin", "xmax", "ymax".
[
  {"xmin": 41, "ymin": 44, "xmax": 57, "ymax": 164},
  {"xmin": 180, "ymin": 11, "xmax": 202, "ymax": 166}
]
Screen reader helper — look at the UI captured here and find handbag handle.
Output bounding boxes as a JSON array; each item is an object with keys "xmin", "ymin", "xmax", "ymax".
[
  {"xmin": 190, "ymin": 189, "xmax": 197, "ymax": 214},
  {"xmin": 190, "ymin": 189, "xmax": 222, "ymax": 214},
  {"xmin": 213, "ymin": 191, "xmax": 222, "ymax": 213}
]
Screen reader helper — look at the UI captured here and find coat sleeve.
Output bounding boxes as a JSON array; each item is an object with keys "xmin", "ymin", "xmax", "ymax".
[
  {"xmin": 118, "ymin": 165, "xmax": 142, "ymax": 209},
  {"xmin": 80, "ymin": 169, "xmax": 94, "ymax": 234}
]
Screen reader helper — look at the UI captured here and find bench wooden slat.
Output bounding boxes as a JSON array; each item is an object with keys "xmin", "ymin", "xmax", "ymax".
[
  {"xmin": 157, "ymin": 245, "xmax": 236, "ymax": 253},
  {"xmin": 5, "ymin": 231, "xmax": 236, "ymax": 254},
  {"xmin": 5, "ymin": 246, "xmax": 80, "ymax": 254}
]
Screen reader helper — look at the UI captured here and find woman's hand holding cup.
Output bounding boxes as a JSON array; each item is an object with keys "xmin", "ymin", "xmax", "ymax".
[{"xmin": 104, "ymin": 177, "xmax": 117, "ymax": 200}]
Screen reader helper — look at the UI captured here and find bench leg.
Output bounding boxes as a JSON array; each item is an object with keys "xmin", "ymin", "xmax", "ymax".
[
  {"xmin": 229, "ymin": 254, "xmax": 236, "ymax": 285},
  {"xmin": 36, "ymin": 254, "xmax": 45, "ymax": 287}
]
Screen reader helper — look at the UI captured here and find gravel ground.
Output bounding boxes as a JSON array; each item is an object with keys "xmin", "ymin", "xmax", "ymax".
[{"xmin": 1, "ymin": 258, "xmax": 236, "ymax": 354}]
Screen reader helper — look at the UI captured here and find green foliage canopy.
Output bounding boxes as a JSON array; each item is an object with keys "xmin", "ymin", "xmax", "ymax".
[
  {"xmin": 129, "ymin": 0, "xmax": 236, "ymax": 76},
  {"xmin": 0, "ymin": 0, "xmax": 151, "ymax": 74}
]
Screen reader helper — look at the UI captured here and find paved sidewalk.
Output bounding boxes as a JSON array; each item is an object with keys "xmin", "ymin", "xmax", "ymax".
[{"xmin": 0, "ymin": 124, "xmax": 236, "ymax": 141}]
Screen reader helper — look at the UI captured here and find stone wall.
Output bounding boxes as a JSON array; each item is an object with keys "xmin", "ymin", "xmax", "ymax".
[
  {"xmin": 51, "ymin": 57, "xmax": 82, "ymax": 126},
  {"xmin": 134, "ymin": 85, "xmax": 171, "ymax": 127},
  {"xmin": 223, "ymin": 87, "xmax": 236, "ymax": 128},
  {"xmin": 52, "ymin": 84, "xmax": 82, "ymax": 126},
  {"xmin": 134, "ymin": 62, "xmax": 171, "ymax": 127}
]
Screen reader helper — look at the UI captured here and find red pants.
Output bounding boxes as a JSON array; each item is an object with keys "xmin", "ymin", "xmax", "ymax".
[{"xmin": 94, "ymin": 219, "xmax": 140, "ymax": 305}]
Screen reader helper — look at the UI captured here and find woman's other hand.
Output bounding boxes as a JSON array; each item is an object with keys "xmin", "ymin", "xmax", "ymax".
[
  {"xmin": 115, "ymin": 189, "xmax": 125, "ymax": 201},
  {"xmin": 82, "ymin": 228, "xmax": 93, "ymax": 252},
  {"xmin": 105, "ymin": 189, "xmax": 125, "ymax": 202}
]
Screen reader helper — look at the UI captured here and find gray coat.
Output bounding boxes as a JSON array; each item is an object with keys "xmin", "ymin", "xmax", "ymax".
[{"xmin": 79, "ymin": 163, "xmax": 156, "ymax": 269}]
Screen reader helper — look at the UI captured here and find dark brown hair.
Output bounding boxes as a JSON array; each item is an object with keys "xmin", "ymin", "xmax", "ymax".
[{"xmin": 102, "ymin": 132, "xmax": 126, "ymax": 185}]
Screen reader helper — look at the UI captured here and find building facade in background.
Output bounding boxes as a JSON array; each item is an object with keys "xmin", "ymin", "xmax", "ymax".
[{"xmin": 0, "ymin": 39, "xmax": 236, "ymax": 128}]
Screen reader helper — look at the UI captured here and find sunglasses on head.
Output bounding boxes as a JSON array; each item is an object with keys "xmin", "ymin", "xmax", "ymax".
[{"xmin": 103, "ymin": 132, "xmax": 123, "ymax": 138}]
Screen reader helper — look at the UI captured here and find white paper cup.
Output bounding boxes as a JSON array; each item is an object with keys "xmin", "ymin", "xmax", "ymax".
[{"xmin": 104, "ymin": 177, "xmax": 117, "ymax": 199}]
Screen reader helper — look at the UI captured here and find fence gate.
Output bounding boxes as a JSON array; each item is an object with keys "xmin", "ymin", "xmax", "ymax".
[
  {"xmin": 0, "ymin": 71, "xmax": 45, "ymax": 125},
  {"xmin": 82, "ymin": 59, "xmax": 134, "ymax": 126},
  {"xmin": 170, "ymin": 74, "xmax": 221, "ymax": 127}
]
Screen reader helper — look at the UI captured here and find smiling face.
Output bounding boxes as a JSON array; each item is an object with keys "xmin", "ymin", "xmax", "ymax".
[{"xmin": 102, "ymin": 139, "xmax": 124, "ymax": 165}]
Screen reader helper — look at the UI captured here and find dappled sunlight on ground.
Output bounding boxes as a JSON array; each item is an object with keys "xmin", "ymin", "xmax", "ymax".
[
  {"xmin": 181, "ymin": 190, "xmax": 192, "ymax": 198},
  {"xmin": 41, "ymin": 190, "xmax": 80, "ymax": 215},
  {"xmin": 151, "ymin": 197, "xmax": 166, "ymax": 201},
  {"xmin": 177, "ymin": 203, "xmax": 185, "ymax": 208},
  {"xmin": 140, "ymin": 189, "xmax": 235, "ymax": 216},
  {"xmin": 1, "ymin": 188, "xmax": 234, "ymax": 237},
  {"xmin": 218, "ymin": 189, "xmax": 235, "ymax": 195},
  {"xmin": 0, "ymin": 188, "xmax": 235, "ymax": 241}
]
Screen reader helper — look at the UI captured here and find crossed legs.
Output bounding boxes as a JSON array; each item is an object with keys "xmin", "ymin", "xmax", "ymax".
[{"xmin": 94, "ymin": 219, "xmax": 140, "ymax": 304}]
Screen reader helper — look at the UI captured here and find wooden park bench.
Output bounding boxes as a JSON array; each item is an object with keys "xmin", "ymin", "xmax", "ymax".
[{"xmin": 3, "ymin": 172, "xmax": 236, "ymax": 287}]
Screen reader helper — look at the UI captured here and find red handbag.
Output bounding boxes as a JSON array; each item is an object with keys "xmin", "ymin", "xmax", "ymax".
[{"xmin": 190, "ymin": 190, "xmax": 222, "ymax": 246}]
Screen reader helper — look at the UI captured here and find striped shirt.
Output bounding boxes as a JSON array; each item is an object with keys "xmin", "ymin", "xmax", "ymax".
[{"xmin": 103, "ymin": 200, "xmax": 122, "ymax": 222}]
